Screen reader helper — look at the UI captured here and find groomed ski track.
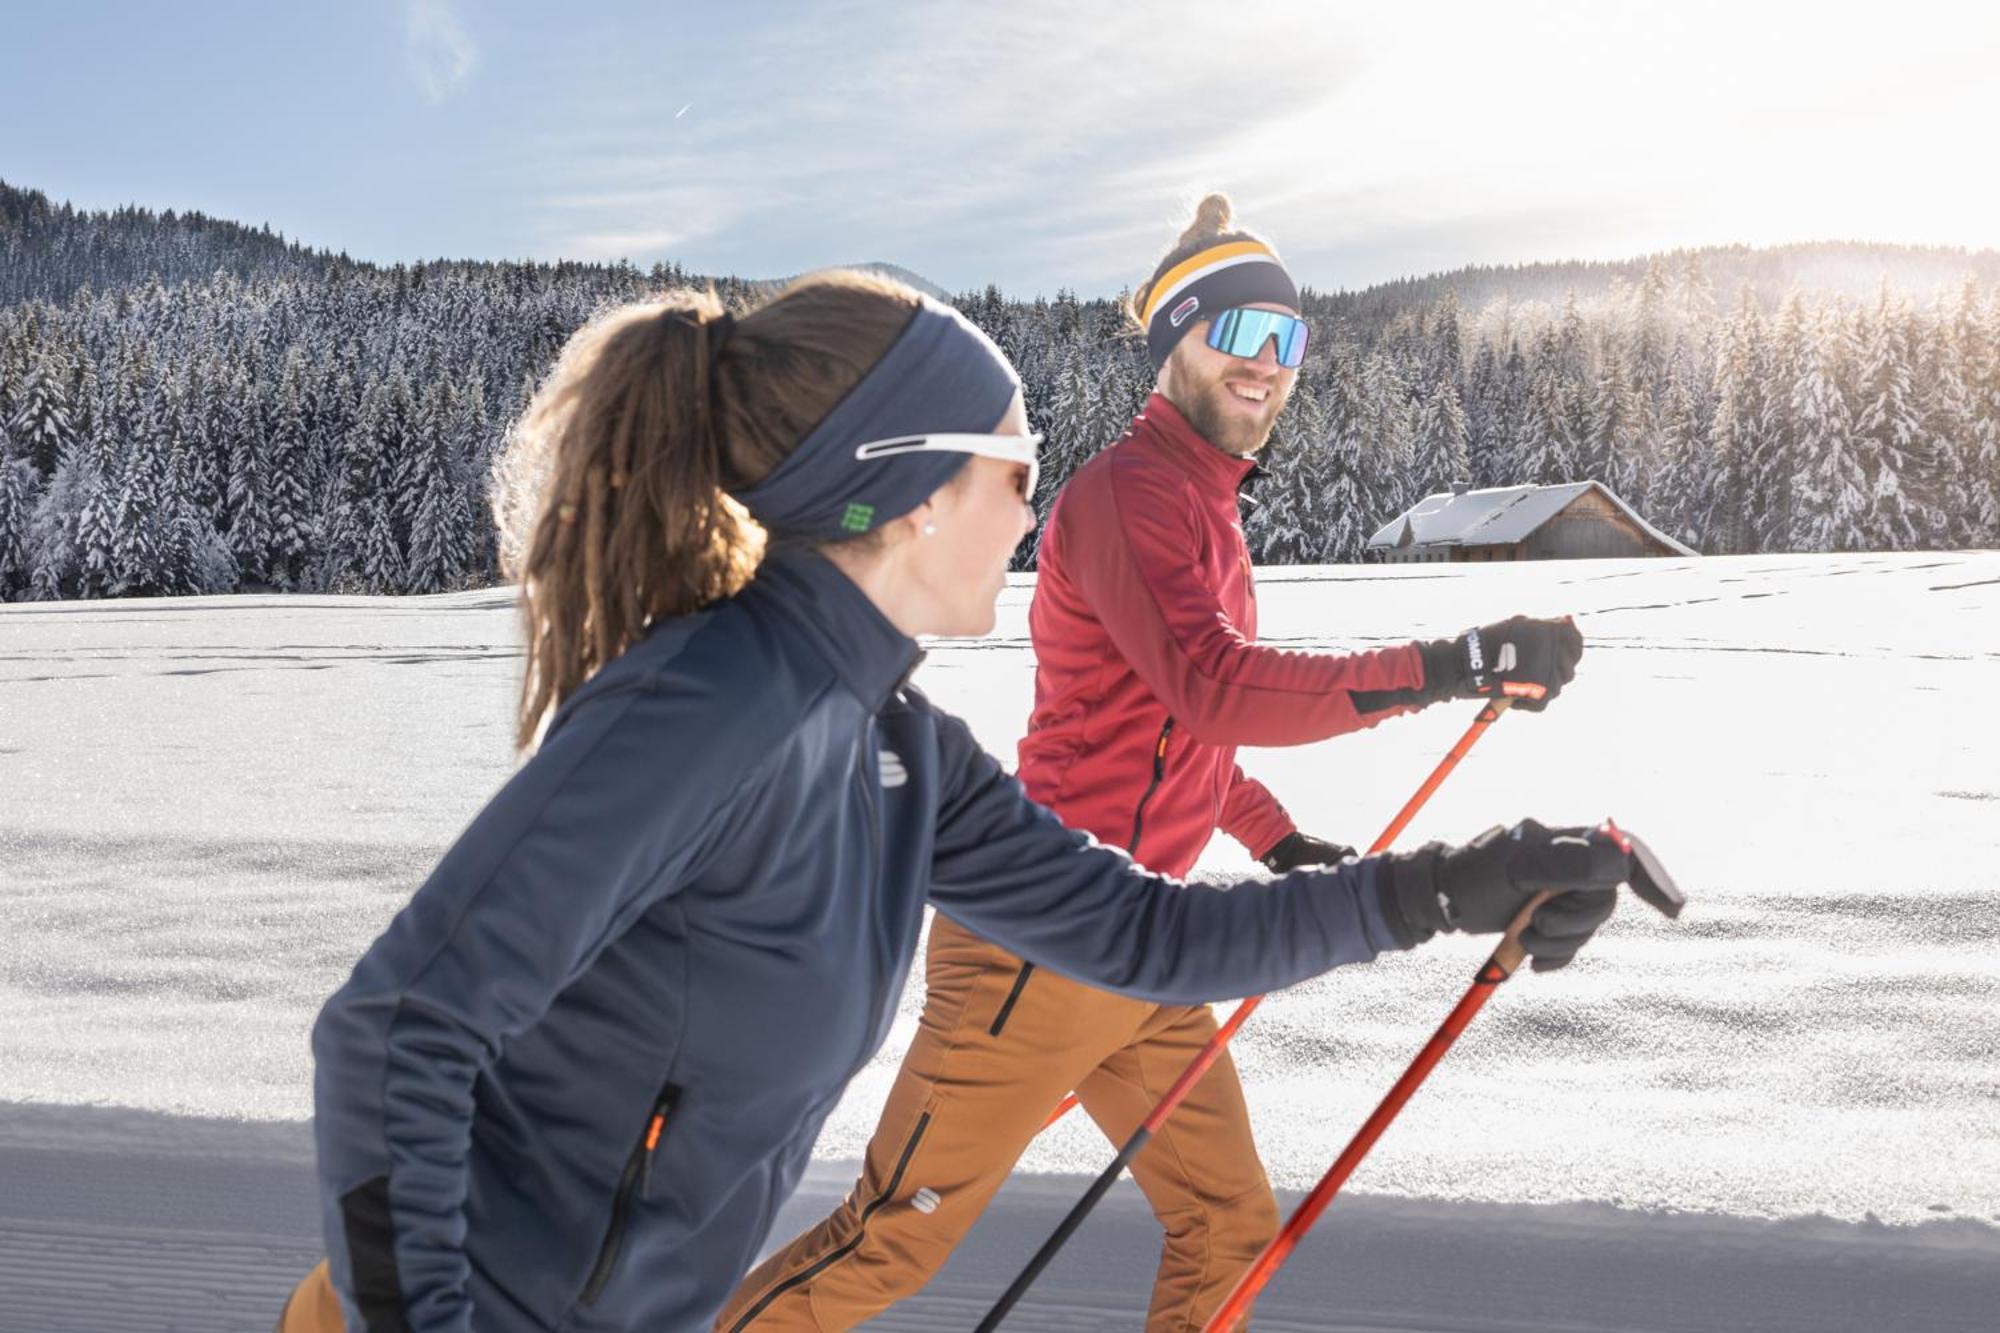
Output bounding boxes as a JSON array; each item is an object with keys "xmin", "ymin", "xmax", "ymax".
[{"xmin": 2, "ymin": 1104, "xmax": 1993, "ymax": 1333}]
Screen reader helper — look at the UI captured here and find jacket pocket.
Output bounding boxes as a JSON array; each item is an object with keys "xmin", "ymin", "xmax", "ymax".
[
  {"xmin": 580, "ymin": 1080, "xmax": 680, "ymax": 1307},
  {"xmin": 1126, "ymin": 718, "xmax": 1176, "ymax": 860}
]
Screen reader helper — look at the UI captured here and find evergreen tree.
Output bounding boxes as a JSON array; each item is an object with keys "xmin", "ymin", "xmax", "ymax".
[
  {"xmin": 266, "ymin": 350, "xmax": 318, "ymax": 587},
  {"xmin": 1787, "ymin": 307, "xmax": 1868, "ymax": 550},
  {"xmin": 1849, "ymin": 292, "xmax": 1923, "ymax": 549},
  {"xmin": 0, "ymin": 454, "xmax": 39, "ymax": 599},
  {"xmin": 405, "ymin": 378, "xmax": 474, "ymax": 593},
  {"xmin": 1649, "ymin": 366, "xmax": 1703, "ymax": 546},
  {"xmin": 1710, "ymin": 292, "xmax": 1775, "ymax": 553},
  {"xmin": 1359, "ymin": 351, "xmax": 1417, "ymax": 528},
  {"xmin": 226, "ymin": 407, "xmax": 275, "ymax": 582},
  {"xmin": 108, "ymin": 389, "xmax": 180, "ymax": 595},
  {"xmin": 1518, "ymin": 333, "xmax": 1578, "ymax": 487},
  {"xmin": 1248, "ymin": 375, "xmax": 1331, "ymax": 563},
  {"xmin": 1411, "ymin": 379, "xmax": 1471, "ymax": 498},
  {"xmin": 1582, "ymin": 345, "xmax": 1642, "ymax": 491},
  {"xmin": 7, "ymin": 351, "xmax": 75, "ymax": 473},
  {"xmin": 1306, "ymin": 349, "xmax": 1375, "ymax": 562}
]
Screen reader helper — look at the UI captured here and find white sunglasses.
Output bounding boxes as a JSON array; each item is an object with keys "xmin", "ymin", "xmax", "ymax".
[{"xmin": 853, "ymin": 433, "xmax": 1043, "ymax": 501}]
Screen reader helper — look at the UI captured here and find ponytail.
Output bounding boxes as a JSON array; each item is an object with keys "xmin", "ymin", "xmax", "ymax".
[{"xmin": 497, "ymin": 273, "xmax": 922, "ymax": 749}]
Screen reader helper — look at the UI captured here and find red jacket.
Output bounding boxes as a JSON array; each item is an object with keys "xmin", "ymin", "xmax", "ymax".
[{"xmin": 1017, "ymin": 394, "xmax": 1427, "ymax": 878}]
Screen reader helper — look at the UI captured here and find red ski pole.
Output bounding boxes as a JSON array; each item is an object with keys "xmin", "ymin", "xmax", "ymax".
[
  {"xmin": 1201, "ymin": 822, "xmax": 1686, "ymax": 1332},
  {"xmin": 976, "ymin": 698, "xmax": 1519, "ymax": 1333},
  {"xmin": 1036, "ymin": 695, "xmax": 1518, "ymax": 1134}
]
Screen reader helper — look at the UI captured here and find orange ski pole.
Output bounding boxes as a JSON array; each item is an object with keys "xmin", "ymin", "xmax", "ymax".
[
  {"xmin": 977, "ymin": 698, "xmax": 1518, "ymax": 1333},
  {"xmin": 1202, "ymin": 821, "xmax": 1686, "ymax": 1332}
]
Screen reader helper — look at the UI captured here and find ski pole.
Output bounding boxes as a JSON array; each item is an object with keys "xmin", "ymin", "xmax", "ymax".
[
  {"xmin": 977, "ymin": 697, "xmax": 1518, "ymax": 1333},
  {"xmin": 1037, "ymin": 694, "xmax": 1517, "ymax": 1138},
  {"xmin": 1201, "ymin": 822, "xmax": 1686, "ymax": 1332}
]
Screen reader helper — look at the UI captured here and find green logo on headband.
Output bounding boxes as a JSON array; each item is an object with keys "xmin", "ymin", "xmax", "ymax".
[{"xmin": 840, "ymin": 503, "xmax": 876, "ymax": 533}]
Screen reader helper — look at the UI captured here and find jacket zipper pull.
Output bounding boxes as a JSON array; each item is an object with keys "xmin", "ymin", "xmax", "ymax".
[{"xmin": 641, "ymin": 1090, "xmax": 675, "ymax": 1189}]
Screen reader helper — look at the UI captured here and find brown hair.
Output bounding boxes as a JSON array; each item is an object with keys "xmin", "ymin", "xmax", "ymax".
[
  {"xmin": 495, "ymin": 271, "xmax": 924, "ymax": 749},
  {"xmin": 1126, "ymin": 192, "xmax": 1272, "ymax": 331}
]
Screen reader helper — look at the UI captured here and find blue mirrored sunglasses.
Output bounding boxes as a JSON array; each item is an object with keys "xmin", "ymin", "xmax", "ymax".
[{"xmin": 1205, "ymin": 307, "xmax": 1309, "ymax": 368}]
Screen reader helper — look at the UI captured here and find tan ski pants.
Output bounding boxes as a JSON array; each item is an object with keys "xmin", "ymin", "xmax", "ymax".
[
  {"xmin": 275, "ymin": 1259, "xmax": 342, "ymax": 1333},
  {"xmin": 717, "ymin": 914, "xmax": 1278, "ymax": 1332}
]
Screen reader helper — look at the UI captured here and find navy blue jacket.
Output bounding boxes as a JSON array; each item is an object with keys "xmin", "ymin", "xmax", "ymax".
[{"xmin": 309, "ymin": 546, "xmax": 1404, "ymax": 1332}]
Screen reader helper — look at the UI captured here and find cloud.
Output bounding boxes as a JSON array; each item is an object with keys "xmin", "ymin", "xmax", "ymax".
[
  {"xmin": 508, "ymin": 2, "xmax": 1360, "ymax": 292},
  {"xmin": 496, "ymin": 1, "xmax": 2000, "ymax": 293},
  {"xmin": 405, "ymin": 0, "xmax": 477, "ymax": 104}
]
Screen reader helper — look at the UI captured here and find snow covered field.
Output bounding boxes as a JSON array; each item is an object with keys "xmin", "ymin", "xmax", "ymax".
[{"xmin": 2, "ymin": 551, "xmax": 1996, "ymax": 1330}]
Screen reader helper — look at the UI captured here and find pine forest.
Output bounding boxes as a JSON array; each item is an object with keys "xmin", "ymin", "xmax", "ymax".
[{"xmin": 2, "ymin": 180, "xmax": 1996, "ymax": 602}]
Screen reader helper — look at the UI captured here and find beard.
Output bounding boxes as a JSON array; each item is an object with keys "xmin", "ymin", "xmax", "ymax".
[{"xmin": 1172, "ymin": 361, "xmax": 1292, "ymax": 457}]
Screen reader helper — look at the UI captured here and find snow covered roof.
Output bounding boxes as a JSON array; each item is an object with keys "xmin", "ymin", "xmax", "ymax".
[{"xmin": 1365, "ymin": 482, "xmax": 1696, "ymax": 555}]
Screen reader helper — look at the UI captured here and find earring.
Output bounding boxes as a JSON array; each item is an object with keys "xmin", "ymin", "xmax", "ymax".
[{"xmin": 923, "ymin": 522, "xmax": 938, "ymax": 536}]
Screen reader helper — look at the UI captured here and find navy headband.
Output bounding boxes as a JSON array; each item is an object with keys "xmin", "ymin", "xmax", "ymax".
[
  {"xmin": 732, "ymin": 296, "xmax": 1021, "ymax": 540},
  {"xmin": 1141, "ymin": 241, "xmax": 1301, "ymax": 369}
]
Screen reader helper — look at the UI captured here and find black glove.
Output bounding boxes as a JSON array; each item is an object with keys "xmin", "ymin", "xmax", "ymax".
[
  {"xmin": 1416, "ymin": 615, "xmax": 1583, "ymax": 713},
  {"xmin": 1377, "ymin": 819, "xmax": 1625, "ymax": 971},
  {"xmin": 1260, "ymin": 830, "xmax": 1358, "ymax": 873}
]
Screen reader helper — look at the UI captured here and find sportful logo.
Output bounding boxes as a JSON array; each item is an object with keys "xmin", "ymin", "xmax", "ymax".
[
  {"xmin": 841, "ymin": 503, "xmax": 876, "ymax": 533},
  {"xmin": 1169, "ymin": 296, "xmax": 1200, "ymax": 328},
  {"xmin": 1495, "ymin": 643, "xmax": 1518, "ymax": 673},
  {"xmin": 878, "ymin": 750, "xmax": 908, "ymax": 788}
]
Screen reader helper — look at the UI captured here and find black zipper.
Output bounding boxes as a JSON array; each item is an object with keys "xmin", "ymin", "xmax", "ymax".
[
  {"xmin": 988, "ymin": 961, "xmax": 1035, "ymax": 1036},
  {"xmin": 1126, "ymin": 718, "xmax": 1175, "ymax": 860},
  {"xmin": 723, "ymin": 1111, "xmax": 932, "ymax": 1331},
  {"xmin": 580, "ymin": 1080, "xmax": 680, "ymax": 1306}
]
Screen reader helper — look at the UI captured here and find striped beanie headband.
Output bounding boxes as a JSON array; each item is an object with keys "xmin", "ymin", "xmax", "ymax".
[{"xmin": 1139, "ymin": 239, "xmax": 1301, "ymax": 369}]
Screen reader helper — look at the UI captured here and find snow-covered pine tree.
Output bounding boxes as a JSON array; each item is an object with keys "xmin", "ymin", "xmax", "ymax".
[
  {"xmin": 1965, "ymin": 284, "xmax": 2000, "ymax": 544},
  {"xmin": 1648, "ymin": 362, "xmax": 1703, "ymax": 547},
  {"xmin": 447, "ymin": 373, "xmax": 498, "ymax": 583},
  {"xmin": 1849, "ymin": 290, "xmax": 1923, "ymax": 550},
  {"xmin": 1428, "ymin": 289, "xmax": 1465, "ymax": 394},
  {"xmin": 1359, "ymin": 350, "xmax": 1417, "ymax": 532},
  {"xmin": 378, "ymin": 366, "xmax": 422, "ymax": 553},
  {"xmin": 1461, "ymin": 340, "xmax": 1505, "ymax": 484},
  {"xmin": 0, "ymin": 452, "xmax": 40, "ymax": 599},
  {"xmin": 1411, "ymin": 378, "xmax": 1471, "ymax": 500},
  {"xmin": 265, "ymin": 349, "xmax": 318, "ymax": 587},
  {"xmin": 405, "ymin": 377, "xmax": 474, "ymax": 593},
  {"xmin": 1248, "ymin": 369, "xmax": 1332, "ymax": 563},
  {"xmin": 225, "ymin": 391, "xmax": 275, "ymax": 583},
  {"xmin": 1709, "ymin": 290, "xmax": 1775, "ymax": 553},
  {"xmin": 1582, "ymin": 345, "xmax": 1642, "ymax": 495},
  {"xmin": 108, "ymin": 393, "xmax": 174, "ymax": 595},
  {"xmin": 7, "ymin": 350, "xmax": 76, "ymax": 474},
  {"xmin": 23, "ymin": 440, "xmax": 77, "ymax": 599},
  {"xmin": 329, "ymin": 381, "xmax": 405, "ymax": 593},
  {"xmin": 1517, "ymin": 331, "xmax": 1578, "ymax": 488},
  {"xmin": 1787, "ymin": 305, "xmax": 1868, "ymax": 551},
  {"xmin": 1631, "ymin": 256, "xmax": 1673, "ymax": 398}
]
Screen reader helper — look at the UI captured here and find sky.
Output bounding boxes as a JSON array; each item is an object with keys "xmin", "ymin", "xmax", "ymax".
[{"xmin": 3, "ymin": 1, "xmax": 1997, "ymax": 297}]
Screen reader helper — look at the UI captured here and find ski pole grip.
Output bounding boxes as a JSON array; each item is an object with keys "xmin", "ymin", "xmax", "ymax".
[{"xmin": 1490, "ymin": 889, "xmax": 1555, "ymax": 978}]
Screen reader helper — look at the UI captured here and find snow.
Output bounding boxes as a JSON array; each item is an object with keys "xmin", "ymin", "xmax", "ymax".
[{"xmin": 2, "ymin": 550, "xmax": 1997, "ymax": 1328}]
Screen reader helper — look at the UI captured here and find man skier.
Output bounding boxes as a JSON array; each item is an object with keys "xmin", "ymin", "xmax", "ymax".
[{"xmin": 718, "ymin": 196, "xmax": 1586, "ymax": 1332}]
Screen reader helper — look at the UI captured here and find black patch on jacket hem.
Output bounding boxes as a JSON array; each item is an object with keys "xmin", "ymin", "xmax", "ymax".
[{"xmin": 340, "ymin": 1176, "xmax": 414, "ymax": 1333}]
